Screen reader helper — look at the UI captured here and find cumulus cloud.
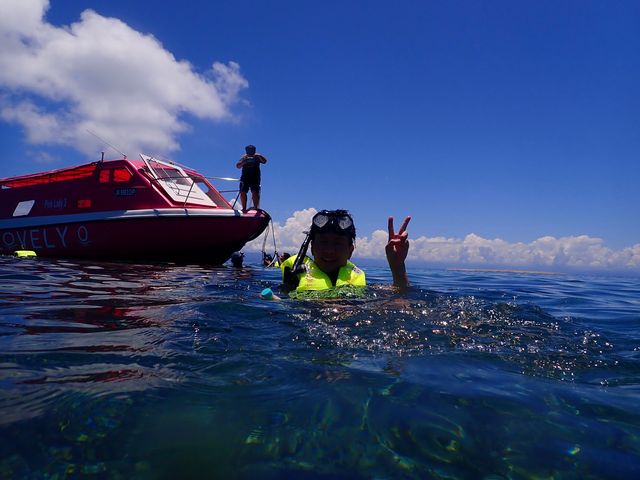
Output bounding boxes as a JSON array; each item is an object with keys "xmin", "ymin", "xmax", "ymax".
[
  {"xmin": 247, "ymin": 208, "xmax": 317, "ymax": 254},
  {"xmin": 0, "ymin": 0, "xmax": 248, "ymax": 156},
  {"xmin": 247, "ymin": 209, "xmax": 640, "ymax": 271}
]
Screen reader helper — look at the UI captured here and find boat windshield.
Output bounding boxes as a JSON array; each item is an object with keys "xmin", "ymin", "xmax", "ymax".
[
  {"xmin": 149, "ymin": 166, "xmax": 191, "ymax": 186},
  {"xmin": 191, "ymin": 176, "xmax": 231, "ymax": 208},
  {"xmin": 141, "ymin": 154, "xmax": 218, "ymax": 207}
]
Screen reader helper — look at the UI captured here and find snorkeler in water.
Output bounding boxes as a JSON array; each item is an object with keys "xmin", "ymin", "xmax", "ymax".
[{"xmin": 278, "ymin": 210, "xmax": 410, "ymax": 295}]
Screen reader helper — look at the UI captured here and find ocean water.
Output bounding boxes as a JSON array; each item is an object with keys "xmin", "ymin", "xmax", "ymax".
[{"xmin": 0, "ymin": 256, "xmax": 639, "ymax": 479}]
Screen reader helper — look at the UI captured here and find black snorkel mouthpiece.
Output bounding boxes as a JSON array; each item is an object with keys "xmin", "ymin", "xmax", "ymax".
[
  {"xmin": 282, "ymin": 229, "xmax": 311, "ymax": 292},
  {"xmin": 291, "ymin": 230, "xmax": 311, "ymax": 273}
]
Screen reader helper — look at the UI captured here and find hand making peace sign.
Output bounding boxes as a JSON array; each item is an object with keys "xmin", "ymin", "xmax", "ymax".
[{"xmin": 385, "ymin": 216, "xmax": 411, "ymax": 277}]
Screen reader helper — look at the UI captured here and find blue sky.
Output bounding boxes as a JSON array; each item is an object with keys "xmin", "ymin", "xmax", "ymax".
[{"xmin": 1, "ymin": 0, "xmax": 639, "ymax": 271}]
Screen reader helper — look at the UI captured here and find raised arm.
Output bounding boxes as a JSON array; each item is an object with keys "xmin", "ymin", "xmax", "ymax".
[{"xmin": 385, "ymin": 216, "xmax": 411, "ymax": 291}]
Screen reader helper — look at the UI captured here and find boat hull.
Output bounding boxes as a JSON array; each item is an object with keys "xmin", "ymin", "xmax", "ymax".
[{"xmin": 0, "ymin": 209, "xmax": 270, "ymax": 264}]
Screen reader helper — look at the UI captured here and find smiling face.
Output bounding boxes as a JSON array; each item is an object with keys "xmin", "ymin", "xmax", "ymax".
[{"xmin": 310, "ymin": 231, "xmax": 354, "ymax": 276}]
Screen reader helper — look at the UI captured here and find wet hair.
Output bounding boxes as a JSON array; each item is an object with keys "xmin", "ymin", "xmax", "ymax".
[
  {"xmin": 230, "ymin": 251, "xmax": 244, "ymax": 268},
  {"xmin": 245, "ymin": 145, "xmax": 256, "ymax": 155}
]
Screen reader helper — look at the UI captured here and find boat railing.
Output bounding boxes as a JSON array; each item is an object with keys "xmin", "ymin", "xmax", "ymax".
[
  {"xmin": 195, "ymin": 176, "xmax": 241, "ymax": 210},
  {"xmin": 181, "ymin": 181, "xmax": 196, "ymax": 208}
]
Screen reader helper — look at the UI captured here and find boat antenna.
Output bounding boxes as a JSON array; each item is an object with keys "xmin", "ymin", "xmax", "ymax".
[{"xmin": 87, "ymin": 129, "xmax": 127, "ymax": 159}]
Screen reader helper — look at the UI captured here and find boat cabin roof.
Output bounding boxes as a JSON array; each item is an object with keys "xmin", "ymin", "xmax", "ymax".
[
  {"xmin": 0, "ymin": 162, "xmax": 100, "ymax": 189},
  {"xmin": 0, "ymin": 156, "xmax": 232, "ymax": 209},
  {"xmin": 0, "ymin": 157, "xmax": 207, "ymax": 190}
]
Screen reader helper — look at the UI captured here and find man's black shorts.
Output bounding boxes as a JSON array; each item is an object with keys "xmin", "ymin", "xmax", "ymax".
[{"xmin": 240, "ymin": 175, "xmax": 261, "ymax": 193}]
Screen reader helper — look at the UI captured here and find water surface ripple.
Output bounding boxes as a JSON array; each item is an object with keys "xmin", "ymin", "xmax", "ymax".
[{"xmin": 0, "ymin": 257, "xmax": 639, "ymax": 478}]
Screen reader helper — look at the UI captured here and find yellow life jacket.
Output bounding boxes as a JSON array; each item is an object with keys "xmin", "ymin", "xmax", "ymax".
[{"xmin": 280, "ymin": 254, "xmax": 366, "ymax": 292}]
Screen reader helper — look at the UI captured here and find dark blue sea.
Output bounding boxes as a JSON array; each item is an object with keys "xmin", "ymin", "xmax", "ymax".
[{"xmin": 1, "ymin": 255, "xmax": 639, "ymax": 479}]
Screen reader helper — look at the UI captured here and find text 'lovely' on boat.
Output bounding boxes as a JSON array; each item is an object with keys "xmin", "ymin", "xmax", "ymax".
[{"xmin": 0, "ymin": 154, "xmax": 270, "ymax": 264}]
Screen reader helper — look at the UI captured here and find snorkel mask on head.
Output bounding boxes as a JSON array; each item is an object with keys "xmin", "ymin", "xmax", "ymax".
[{"xmin": 310, "ymin": 209, "xmax": 356, "ymax": 242}]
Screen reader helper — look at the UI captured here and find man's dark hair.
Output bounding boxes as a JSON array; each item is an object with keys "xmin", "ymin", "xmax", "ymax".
[
  {"xmin": 245, "ymin": 145, "xmax": 256, "ymax": 155},
  {"xmin": 230, "ymin": 251, "xmax": 244, "ymax": 268}
]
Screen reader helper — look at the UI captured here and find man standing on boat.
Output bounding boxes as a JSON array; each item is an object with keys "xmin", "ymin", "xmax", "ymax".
[{"xmin": 236, "ymin": 144, "xmax": 267, "ymax": 211}]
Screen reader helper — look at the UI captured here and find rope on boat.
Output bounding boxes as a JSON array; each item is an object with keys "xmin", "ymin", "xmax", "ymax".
[
  {"xmin": 231, "ymin": 190, "xmax": 241, "ymax": 210},
  {"xmin": 261, "ymin": 219, "xmax": 280, "ymax": 267}
]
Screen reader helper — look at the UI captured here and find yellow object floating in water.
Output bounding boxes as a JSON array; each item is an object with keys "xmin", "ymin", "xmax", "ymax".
[{"xmin": 14, "ymin": 250, "xmax": 37, "ymax": 258}]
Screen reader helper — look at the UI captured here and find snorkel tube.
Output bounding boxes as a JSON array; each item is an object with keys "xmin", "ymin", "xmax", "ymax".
[{"xmin": 282, "ymin": 229, "xmax": 312, "ymax": 292}]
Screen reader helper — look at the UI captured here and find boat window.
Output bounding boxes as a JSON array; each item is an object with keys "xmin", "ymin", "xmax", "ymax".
[
  {"xmin": 140, "ymin": 155, "xmax": 216, "ymax": 207},
  {"xmin": 1, "ymin": 164, "xmax": 97, "ymax": 188},
  {"xmin": 113, "ymin": 168, "xmax": 132, "ymax": 182},
  {"xmin": 154, "ymin": 166, "xmax": 191, "ymax": 186},
  {"xmin": 98, "ymin": 167, "xmax": 133, "ymax": 183},
  {"xmin": 192, "ymin": 177, "xmax": 229, "ymax": 207},
  {"xmin": 13, "ymin": 200, "xmax": 35, "ymax": 217}
]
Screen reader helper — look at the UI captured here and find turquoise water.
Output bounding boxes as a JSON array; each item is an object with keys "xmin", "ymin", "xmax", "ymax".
[{"xmin": 1, "ymin": 256, "xmax": 639, "ymax": 479}]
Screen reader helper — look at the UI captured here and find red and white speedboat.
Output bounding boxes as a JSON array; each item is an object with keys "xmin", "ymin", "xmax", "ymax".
[{"xmin": 0, "ymin": 154, "xmax": 270, "ymax": 264}]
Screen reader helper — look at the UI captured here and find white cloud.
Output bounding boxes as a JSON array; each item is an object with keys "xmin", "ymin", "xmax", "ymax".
[
  {"xmin": 247, "ymin": 208, "xmax": 317, "ymax": 255},
  {"xmin": 0, "ymin": 0, "xmax": 248, "ymax": 156},
  {"xmin": 246, "ymin": 209, "xmax": 640, "ymax": 271}
]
